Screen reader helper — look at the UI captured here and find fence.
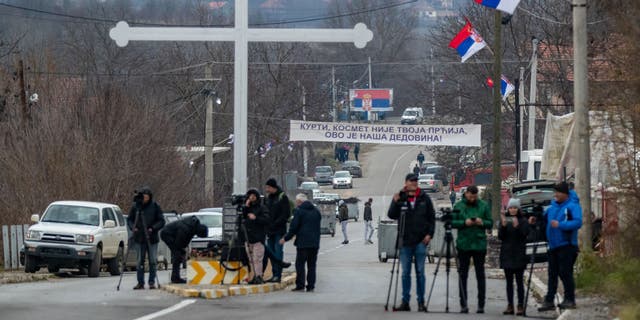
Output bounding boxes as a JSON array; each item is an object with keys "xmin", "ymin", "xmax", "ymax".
[{"xmin": 1, "ymin": 224, "xmax": 29, "ymax": 270}]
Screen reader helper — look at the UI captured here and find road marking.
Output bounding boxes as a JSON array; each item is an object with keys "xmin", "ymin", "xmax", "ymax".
[
  {"xmin": 382, "ymin": 146, "xmax": 418, "ymax": 205},
  {"xmin": 133, "ymin": 299, "xmax": 196, "ymax": 320}
]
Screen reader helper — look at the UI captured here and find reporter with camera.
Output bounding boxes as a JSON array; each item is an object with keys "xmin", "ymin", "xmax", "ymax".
[
  {"xmin": 533, "ymin": 182, "xmax": 582, "ymax": 311},
  {"xmin": 387, "ymin": 173, "xmax": 436, "ymax": 312},
  {"xmin": 452, "ymin": 185, "xmax": 493, "ymax": 313},
  {"xmin": 498, "ymin": 198, "xmax": 529, "ymax": 315},
  {"xmin": 160, "ymin": 216, "xmax": 208, "ymax": 283},
  {"xmin": 241, "ymin": 189, "xmax": 270, "ymax": 285},
  {"xmin": 127, "ymin": 187, "xmax": 165, "ymax": 290}
]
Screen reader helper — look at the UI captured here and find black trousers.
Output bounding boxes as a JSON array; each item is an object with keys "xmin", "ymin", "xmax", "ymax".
[
  {"xmin": 546, "ymin": 245, "xmax": 578, "ymax": 303},
  {"xmin": 170, "ymin": 247, "xmax": 186, "ymax": 280},
  {"xmin": 457, "ymin": 249, "xmax": 486, "ymax": 308},
  {"xmin": 504, "ymin": 268, "xmax": 525, "ymax": 306},
  {"xmin": 295, "ymin": 247, "xmax": 319, "ymax": 290}
]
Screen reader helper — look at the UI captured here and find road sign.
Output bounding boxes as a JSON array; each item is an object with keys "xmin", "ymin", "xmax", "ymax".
[{"xmin": 187, "ymin": 260, "xmax": 248, "ymax": 285}]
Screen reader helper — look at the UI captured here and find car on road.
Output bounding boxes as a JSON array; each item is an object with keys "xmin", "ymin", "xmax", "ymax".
[
  {"xmin": 182, "ymin": 211, "xmax": 223, "ymax": 255},
  {"xmin": 419, "ymin": 177, "xmax": 443, "ymax": 193},
  {"xmin": 424, "ymin": 165, "xmax": 448, "ymax": 186},
  {"xmin": 332, "ymin": 171, "xmax": 353, "ymax": 189},
  {"xmin": 341, "ymin": 160, "xmax": 363, "ymax": 178},
  {"xmin": 23, "ymin": 201, "xmax": 128, "ymax": 277},
  {"xmin": 299, "ymin": 181, "xmax": 320, "ymax": 191},
  {"xmin": 511, "ymin": 180, "xmax": 556, "ymax": 263},
  {"xmin": 314, "ymin": 166, "xmax": 334, "ymax": 184},
  {"xmin": 400, "ymin": 107, "xmax": 424, "ymax": 125}
]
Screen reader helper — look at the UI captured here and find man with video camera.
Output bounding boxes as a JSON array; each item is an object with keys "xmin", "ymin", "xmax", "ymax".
[
  {"xmin": 127, "ymin": 187, "xmax": 165, "ymax": 290},
  {"xmin": 387, "ymin": 173, "xmax": 436, "ymax": 312},
  {"xmin": 452, "ymin": 185, "xmax": 493, "ymax": 313},
  {"xmin": 532, "ymin": 181, "xmax": 582, "ymax": 311},
  {"xmin": 240, "ymin": 189, "xmax": 270, "ymax": 285},
  {"xmin": 160, "ymin": 216, "xmax": 208, "ymax": 283}
]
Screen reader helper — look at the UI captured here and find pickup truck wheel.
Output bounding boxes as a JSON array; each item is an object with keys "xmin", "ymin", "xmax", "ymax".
[
  {"xmin": 24, "ymin": 255, "xmax": 38, "ymax": 273},
  {"xmin": 88, "ymin": 247, "xmax": 102, "ymax": 278},
  {"xmin": 47, "ymin": 265, "xmax": 59, "ymax": 273},
  {"xmin": 107, "ymin": 247, "xmax": 123, "ymax": 276}
]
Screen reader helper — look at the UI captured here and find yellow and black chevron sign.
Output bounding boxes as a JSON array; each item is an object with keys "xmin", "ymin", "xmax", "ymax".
[{"xmin": 187, "ymin": 260, "xmax": 249, "ymax": 285}]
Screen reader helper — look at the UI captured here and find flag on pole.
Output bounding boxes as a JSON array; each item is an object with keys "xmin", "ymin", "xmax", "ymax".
[
  {"xmin": 474, "ymin": 0, "xmax": 521, "ymax": 15},
  {"xmin": 500, "ymin": 75, "xmax": 515, "ymax": 101},
  {"xmin": 448, "ymin": 20, "xmax": 487, "ymax": 63}
]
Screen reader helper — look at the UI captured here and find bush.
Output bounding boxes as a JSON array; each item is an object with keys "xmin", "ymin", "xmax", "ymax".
[{"xmin": 577, "ymin": 252, "xmax": 640, "ymax": 308}]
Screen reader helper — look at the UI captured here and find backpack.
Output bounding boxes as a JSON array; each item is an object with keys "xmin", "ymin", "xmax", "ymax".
[{"xmin": 278, "ymin": 192, "xmax": 295, "ymax": 222}]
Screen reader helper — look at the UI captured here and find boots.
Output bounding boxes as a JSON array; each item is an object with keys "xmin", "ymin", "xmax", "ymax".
[
  {"xmin": 516, "ymin": 304, "xmax": 524, "ymax": 316},
  {"xmin": 503, "ymin": 304, "xmax": 514, "ymax": 315}
]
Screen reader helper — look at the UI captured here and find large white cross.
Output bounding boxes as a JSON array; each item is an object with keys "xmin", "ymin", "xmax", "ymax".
[{"xmin": 110, "ymin": 0, "xmax": 373, "ymax": 194}]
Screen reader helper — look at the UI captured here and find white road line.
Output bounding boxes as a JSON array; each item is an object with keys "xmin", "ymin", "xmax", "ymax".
[{"xmin": 133, "ymin": 299, "xmax": 197, "ymax": 320}]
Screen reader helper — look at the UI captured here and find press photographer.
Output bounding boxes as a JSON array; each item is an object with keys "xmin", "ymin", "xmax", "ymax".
[
  {"xmin": 387, "ymin": 173, "xmax": 436, "ymax": 312},
  {"xmin": 240, "ymin": 189, "xmax": 270, "ymax": 285},
  {"xmin": 498, "ymin": 198, "xmax": 529, "ymax": 315},
  {"xmin": 160, "ymin": 216, "xmax": 208, "ymax": 283},
  {"xmin": 127, "ymin": 187, "xmax": 165, "ymax": 290}
]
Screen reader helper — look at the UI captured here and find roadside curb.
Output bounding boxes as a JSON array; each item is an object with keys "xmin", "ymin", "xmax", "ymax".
[
  {"xmin": 161, "ymin": 274, "xmax": 296, "ymax": 299},
  {"xmin": 0, "ymin": 272, "xmax": 55, "ymax": 285}
]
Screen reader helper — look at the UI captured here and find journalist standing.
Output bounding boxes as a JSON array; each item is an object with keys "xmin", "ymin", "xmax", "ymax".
[
  {"xmin": 127, "ymin": 187, "xmax": 166, "ymax": 290},
  {"xmin": 534, "ymin": 182, "xmax": 582, "ymax": 311},
  {"xmin": 338, "ymin": 200, "xmax": 349, "ymax": 245},
  {"xmin": 452, "ymin": 185, "xmax": 493, "ymax": 313},
  {"xmin": 387, "ymin": 173, "xmax": 436, "ymax": 312},
  {"xmin": 363, "ymin": 198, "xmax": 374, "ymax": 244},
  {"xmin": 280, "ymin": 194, "xmax": 321, "ymax": 292},
  {"xmin": 498, "ymin": 198, "xmax": 529, "ymax": 315},
  {"xmin": 160, "ymin": 216, "xmax": 208, "ymax": 283},
  {"xmin": 241, "ymin": 189, "xmax": 270, "ymax": 284},
  {"xmin": 263, "ymin": 178, "xmax": 290, "ymax": 283}
]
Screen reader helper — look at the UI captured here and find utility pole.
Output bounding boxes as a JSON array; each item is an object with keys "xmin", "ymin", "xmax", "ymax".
[
  {"xmin": 367, "ymin": 56, "xmax": 373, "ymax": 122},
  {"xmin": 204, "ymin": 64, "xmax": 215, "ymax": 207},
  {"xmin": 528, "ymin": 38, "xmax": 539, "ymax": 150},
  {"xmin": 431, "ymin": 48, "xmax": 436, "ymax": 115},
  {"xmin": 573, "ymin": 0, "xmax": 592, "ymax": 252},
  {"xmin": 457, "ymin": 82, "xmax": 462, "ymax": 109},
  {"xmin": 491, "ymin": 10, "xmax": 503, "ymax": 221},
  {"xmin": 18, "ymin": 59, "xmax": 29, "ymax": 122},
  {"xmin": 302, "ymin": 85, "xmax": 309, "ymax": 178},
  {"xmin": 518, "ymin": 67, "xmax": 525, "ymax": 157},
  {"xmin": 515, "ymin": 79, "xmax": 521, "ymax": 181},
  {"xmin": 332, "ymin": 66, "xmax": 337, "ymax": 122}
]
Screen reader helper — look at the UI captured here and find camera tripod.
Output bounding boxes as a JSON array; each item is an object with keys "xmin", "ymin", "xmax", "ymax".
[
  {"xmin": 384, "ymin": 206, "xmax": 406, "ymax": 311},
  {"xmin": 219, "ymin": 211, "xmax": 254, "ymax": 285},
  {"xmin": 425, "ymin": 222, "xmax": 466, "ymax": 313}
]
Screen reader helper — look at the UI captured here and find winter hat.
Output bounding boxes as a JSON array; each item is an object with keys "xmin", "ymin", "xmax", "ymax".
[
  {"xmin": 553, "ymin": 181, "xmax": 570, "ymax": 194},
  {"xmin": 265, "ymin": 178, "xmax": 278, "ymax": 189},
  {"xmin": 196, "ymin": 224, "xmax": 208, "ymax": 238},
  {"xmin": 246, "ymin": 188, "xmax": 261, "ymax": 198},
  {"xmin": 507, "ymin": 198, "xmax": 521, "ymax": 209}
]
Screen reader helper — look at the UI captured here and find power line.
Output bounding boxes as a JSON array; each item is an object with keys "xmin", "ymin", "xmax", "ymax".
[{"xmin": 0, "ymin": 1, "xmax": 417, "ymax": 27}]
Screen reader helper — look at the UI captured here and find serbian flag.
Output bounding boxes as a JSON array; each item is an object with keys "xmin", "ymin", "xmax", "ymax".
[
  {"xmin": 474, "ymin": 0, "xmax": 521, "ymax": 14},
  {"xmin": 489, "ymin": 75, "xmax": 516, "ymax": 101},
  {"xmin": 449, "ymin": 20, "xmax": 487, "ymax": 63}
]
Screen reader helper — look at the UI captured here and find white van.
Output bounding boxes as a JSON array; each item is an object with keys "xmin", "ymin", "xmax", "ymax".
[{"xmin": 401, "ymin": 107, "xmax": 424, "ymax": 124}]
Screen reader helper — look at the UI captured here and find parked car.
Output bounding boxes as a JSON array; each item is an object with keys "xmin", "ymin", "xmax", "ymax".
[
  {"xmin": 23, "ymin": 201, "xmax": 128, "ymax": 277},
  {"xmin": 511, "ymin": 180, "xmax": 556, "ymax": 263},
  {"xmin": 312, "ymin": 189, "xmax": 323, "ymax": 200},
  {"xmin": 341, "ymin": 160, "xmax": 363, "ymax": 178},
  {"xmin": 182, "ymin": 211, "xmax": 223, "ymax": 255},
  {"xmin": 400, "ymin": 107, "xmax": 424, "ymax": 124},
  {"xmin": 124, "ymin": 211, "xmax": 179, "ymax": 271},
  {"xmin": 332, "ymin": 171, "xmax": 353, "ymax": 189},
  {"xmin": 419, "ymin": 177, "xmax": 443, "ymax": 193},
  {"xmin": 299, "ymin": 181, "xmax": 320, "ymax": 191},
  {"xmin": 424, "ymin": 165, "xmax": 448, "ymax": 186},
  {"xmin": 314, "ymin": 166, "xmax": 334, "ymax": 184}
]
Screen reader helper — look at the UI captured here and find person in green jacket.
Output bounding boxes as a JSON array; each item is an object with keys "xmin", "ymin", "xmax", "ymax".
[{"xmin": 452, "ymin": 185, "xmax": 493, "ymax": 314}]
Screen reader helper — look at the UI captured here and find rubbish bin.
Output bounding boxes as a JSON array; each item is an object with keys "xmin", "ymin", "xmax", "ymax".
[{"xmin": 377, "ymin": 220, "xmax": 398, "ymax": 263}]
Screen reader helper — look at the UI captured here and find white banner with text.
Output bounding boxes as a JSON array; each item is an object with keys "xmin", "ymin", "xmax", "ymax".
[{"xmin": 289, "ymin": 120, "xmax": 481, "ymax": 146}]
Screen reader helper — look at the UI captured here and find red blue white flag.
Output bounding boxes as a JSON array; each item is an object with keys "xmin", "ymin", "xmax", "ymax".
[
  {"xmin": 500, "ymin": 75, "xmax": 515, "ymax": 101},
  {"xmin": 474, "ymin": 0, "xmax": 521, "ymax": 15},
  {"xmin": 448, "ymin": 20, "xmax": 487, "ymax": 63}
]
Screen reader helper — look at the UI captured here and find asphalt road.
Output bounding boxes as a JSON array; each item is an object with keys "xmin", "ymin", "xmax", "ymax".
[{"xmin": 0, "ymin": 144, "xmax": 550, "ymax": 320}]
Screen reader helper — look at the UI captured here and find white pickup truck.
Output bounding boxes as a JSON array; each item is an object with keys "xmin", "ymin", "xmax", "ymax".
[{"xmin": 23, "ymin": 201, "xmax": 128, "ymax": 277}]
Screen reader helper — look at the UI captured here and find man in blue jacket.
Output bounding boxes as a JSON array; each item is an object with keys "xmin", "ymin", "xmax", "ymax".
[
  {"xmin": 531, "ymin": 182, "xmax": 582, "ymax": 311},
  {"xmin": 280, "ymin": 194, "xmax": 321, "ymax": 292}
]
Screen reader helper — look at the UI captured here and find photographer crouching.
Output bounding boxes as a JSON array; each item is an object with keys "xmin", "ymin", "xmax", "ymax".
[
  {"xmin": 127, "ymin": 187, "xmax": 165, "ymax": 290},
  {"xmin": 387, "ymin": 173, "xmax": 436, "ymax": 312},
  {"xmin": 240, "ymin": 189, "xmax": 270, "ymax": 285},
  {"xmin": 160, "ymin": 216, "xmax": 208, "ymax": 283}
]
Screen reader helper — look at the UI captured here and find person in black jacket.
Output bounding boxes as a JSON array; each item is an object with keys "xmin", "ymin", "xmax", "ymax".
[
  {"xmin": 280, "ymin": 193, "xmax": 321, "ymax": 292},
  {"xmin": 241, "ymin": 188, "xmax": 270, "ymax": 284},
  {"xmin": 263, "ymin": 178, "xmax": 290, "ymax": 283},
  {"xmin": 387, "ymin": 173, "xmax": 436, "ymax": 312},
  {"xmin": 499, "ymin": 198, "xmax": 529, "ymax": 316},
  {"xmin": 160, "ymin": 216, "xmax": 208, "ymax": 283},
  {"xmin": 363, "ymin": 198, "xmax": 374, "ymax": 244},
  {"xmin": 127, "ymin": 187, "xmax": 166, "ymax": 290}
]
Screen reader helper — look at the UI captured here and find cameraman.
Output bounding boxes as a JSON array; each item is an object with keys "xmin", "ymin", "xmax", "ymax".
[
  {"xmin": 160, "ymin": 216, "xmax": 208, "ymax": 283},
  {"xmin": 240, "ymin": 189, "xmax": 270, "ymax": 285},
  {"xmin": 452, "ymin": 185, "xmax": 493, "ymax": 313},
  {"xmin": 127, "ymin": 187, "xmax": 165, "ymax": 290},
  {"xmin": 387, "ymin": 173, "xmax": 436, "ymax": 312},
  {"xmin": 263, "ymin": 178, "xmax": 290, "ymax": 283},
  {"xmin": 532, "ymin": 182, "xmax": 582, "ymax": 311}
]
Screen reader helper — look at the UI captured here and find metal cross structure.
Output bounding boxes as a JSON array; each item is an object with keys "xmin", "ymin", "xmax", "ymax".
[{"xmin": 109, "ymin": 0, "xmax": 374, "ymax": 194}]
